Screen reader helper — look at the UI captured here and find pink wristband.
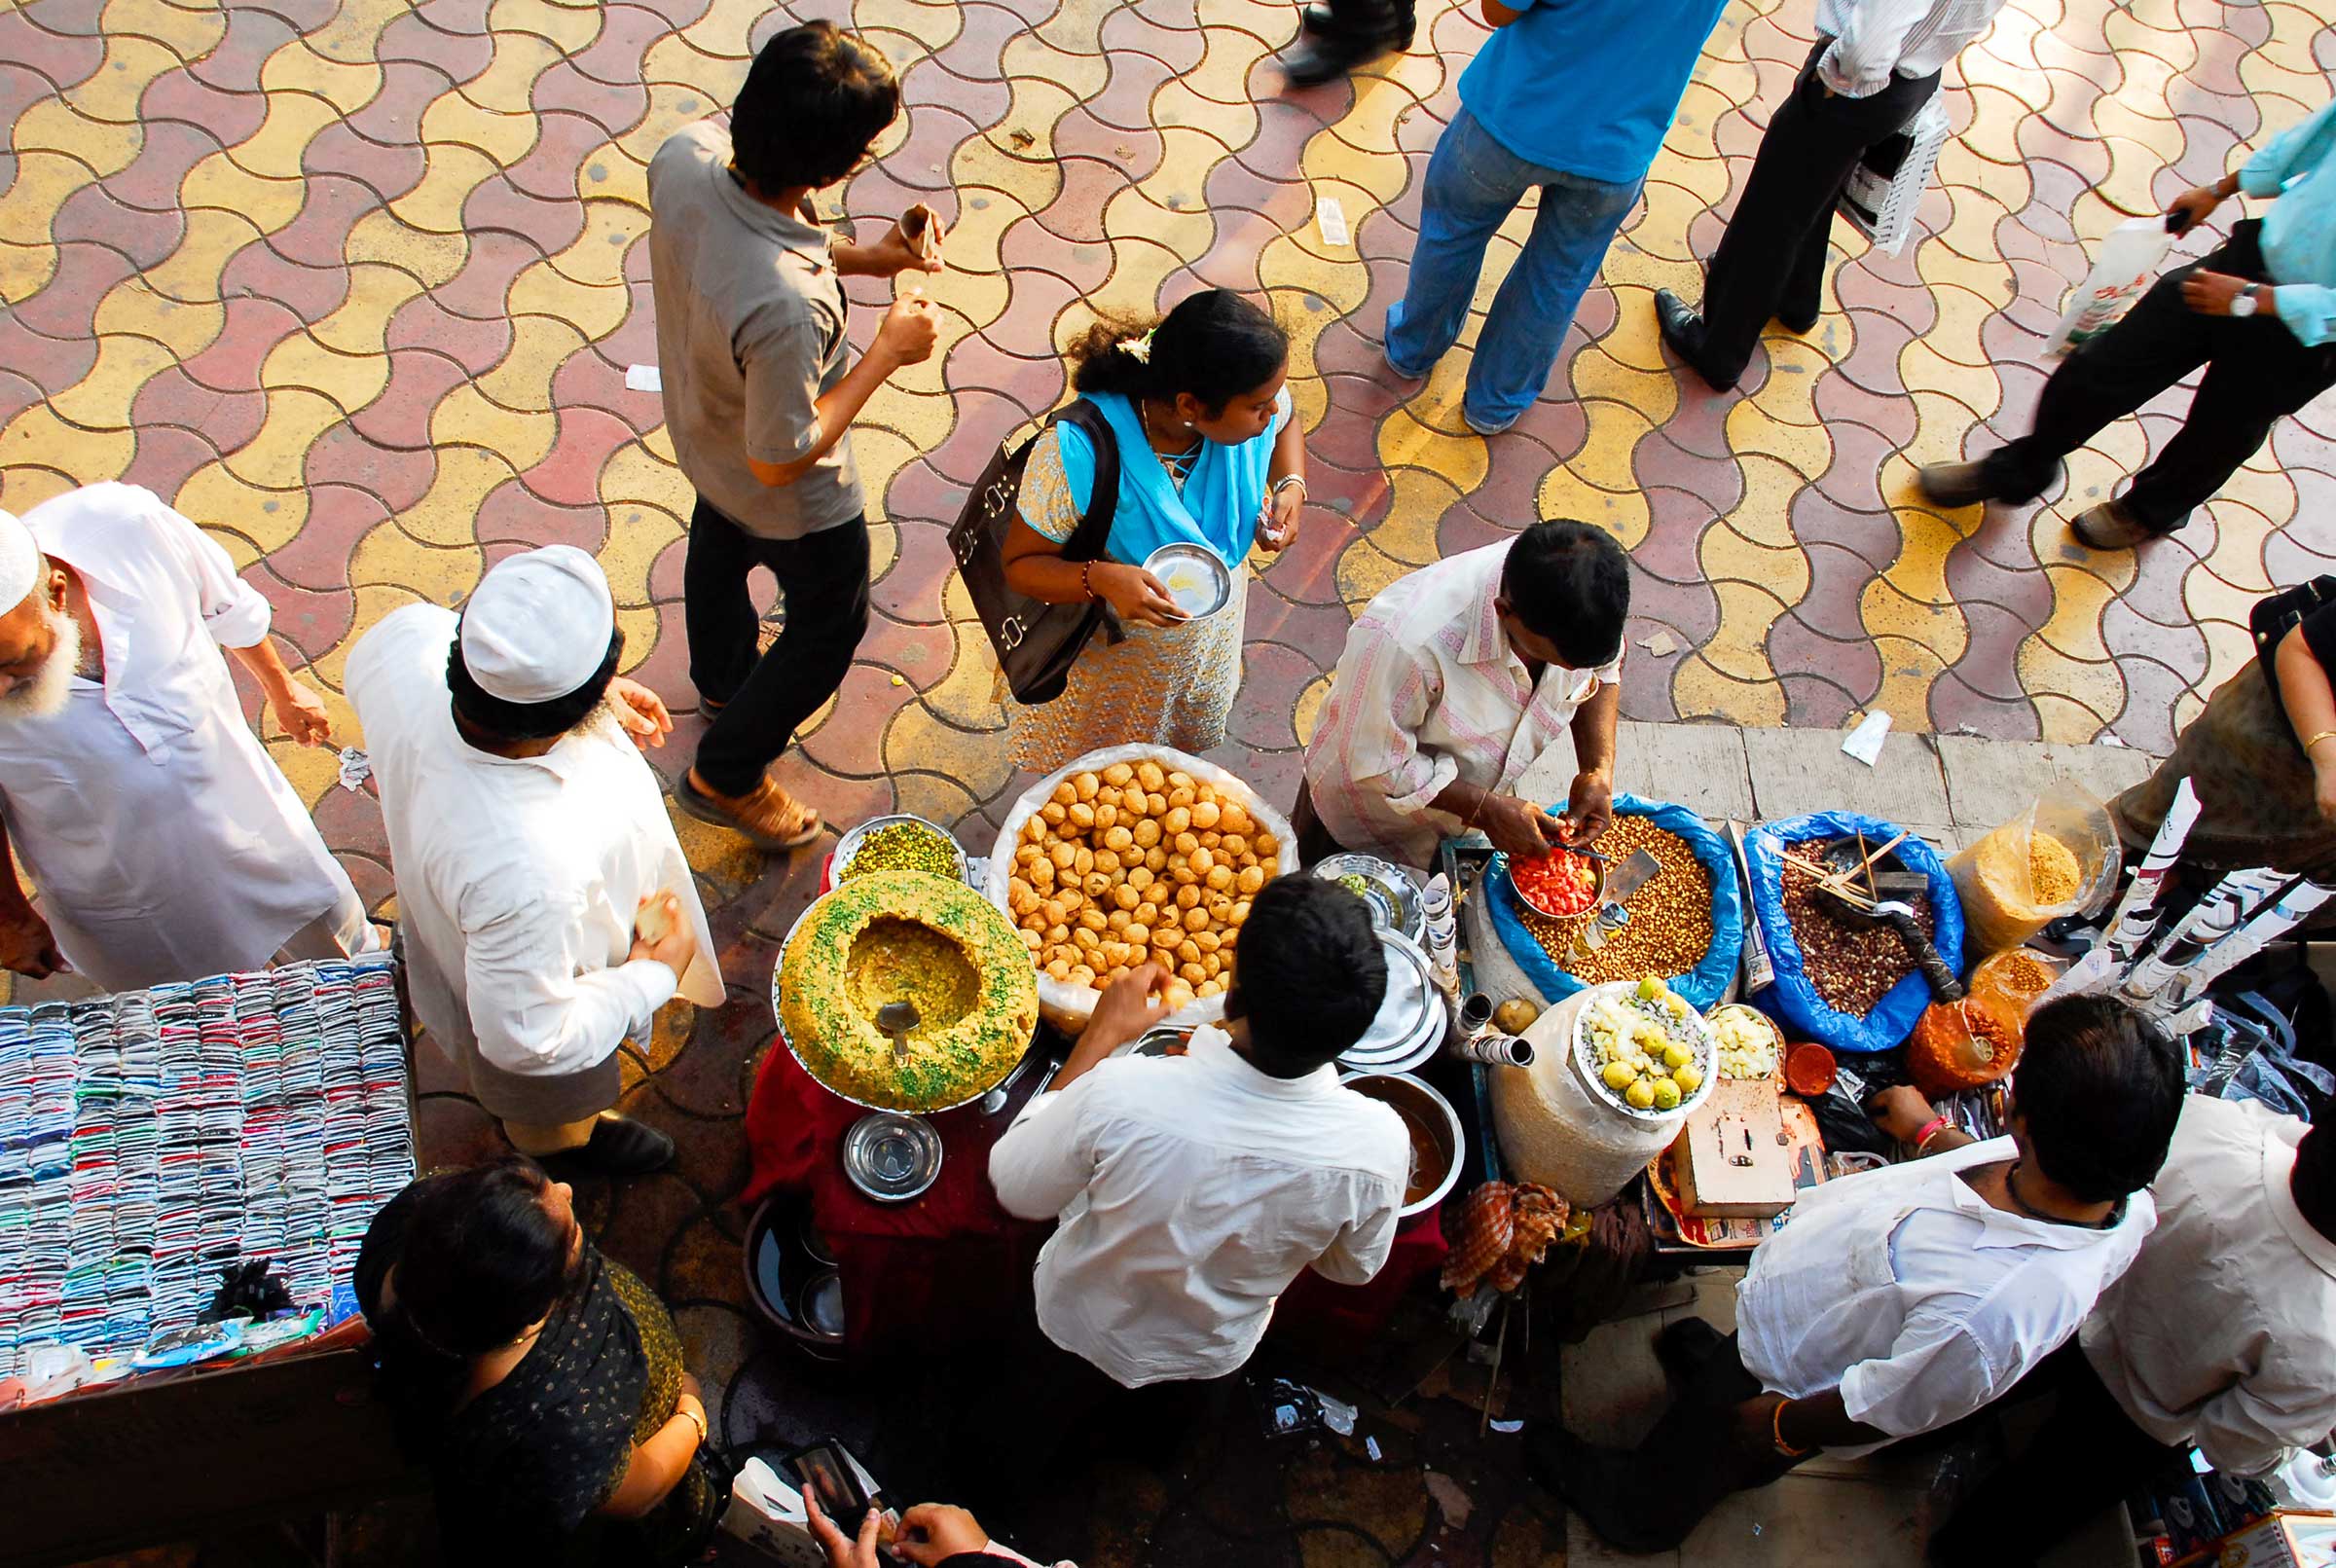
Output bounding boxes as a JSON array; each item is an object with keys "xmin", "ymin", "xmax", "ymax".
[{"xmin": 1913, "ymin": 1115, "xmax": 1951, "ymax": 1149}]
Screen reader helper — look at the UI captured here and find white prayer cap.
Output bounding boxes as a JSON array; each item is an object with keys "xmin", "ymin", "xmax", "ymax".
[
  {"xmin": 0, "ymin": 509, "xmax": 37, "ymax": 609},
  {"xmin": 458, "ymin": 545, "xmax": 616, "ymax": 704}
]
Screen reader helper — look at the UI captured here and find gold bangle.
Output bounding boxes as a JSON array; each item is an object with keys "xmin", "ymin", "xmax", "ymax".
[
  {"xmin": 2304, "ymin": 729, "xmax": 2336, "ymax": 753},
  {"xmin": 677, "ymin": 1403, "xmax": 708, "ymax": 1445}
]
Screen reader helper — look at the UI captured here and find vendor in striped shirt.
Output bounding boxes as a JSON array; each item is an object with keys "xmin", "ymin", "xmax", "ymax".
[{"xmin": 1295, "ymin": 520, "xmax": 1627, "ymax": 869}]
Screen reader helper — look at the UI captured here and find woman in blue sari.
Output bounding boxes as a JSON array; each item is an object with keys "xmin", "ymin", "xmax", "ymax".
[{"xmin": 1001, "ymin": 290, "xmax": 1307, "ymax": 772}]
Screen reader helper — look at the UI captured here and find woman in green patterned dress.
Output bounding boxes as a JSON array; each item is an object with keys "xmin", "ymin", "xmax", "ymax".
[{"xmin": 356, "ymin": 1158, "xmax": 725, "ymax": 1566}]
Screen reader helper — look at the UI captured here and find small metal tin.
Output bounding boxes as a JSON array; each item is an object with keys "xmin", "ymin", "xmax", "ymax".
[
  {"xmin": 1311, "ymin": 853, "xmax": 1427, "ymax": 945},
  {"xmin": 841, "ymin": 1112, "xmax": 944, "ymax": 1202},
  {"xmin": 1142, "ymin": 542, "xmax": 1233, "ymax": 619}
]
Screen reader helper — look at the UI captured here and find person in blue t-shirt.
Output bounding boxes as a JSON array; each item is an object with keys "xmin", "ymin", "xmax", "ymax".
[{"xmin": 1381, "ymin": 0, "xmax": 1729, "ymax": 435}]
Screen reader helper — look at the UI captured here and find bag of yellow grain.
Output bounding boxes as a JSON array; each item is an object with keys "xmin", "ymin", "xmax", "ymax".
[{"xmin": 1947, "ymin": 786, "xmax": 2121, "ymax": 956}]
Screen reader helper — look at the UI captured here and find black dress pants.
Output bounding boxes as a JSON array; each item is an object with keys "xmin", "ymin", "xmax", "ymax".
[
  {"xmin": 1928, "ymin": 1341, "xmax": 2193, "ymax": 1568},
  {"xmin": 1697, "ymin": 40, "xmax": 1940, "ymax": 382},
  {"xmin": 1551, "ymin": 1331, "xmax": 1808, "ymax": 1553},
  {"xmin": 1317, "ymin": 0, "xmax": 1414, "ymax": 48},
  {"xmin": 1981, "ymin": 219, "xmax": 2336, "ymax": 534},
  {"xmin": 682, "ymin": 496, "xmax": 871, "ymax": 798}
]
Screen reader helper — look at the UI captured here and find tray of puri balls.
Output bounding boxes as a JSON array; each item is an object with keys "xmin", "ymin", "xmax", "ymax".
[
  {"xmin": 984, "ymin": 745, "xmax": 1301, "ymax": 1033},
  {"xmin": 774, "ymin": 866, "xmax": 1040, "ymax": 1113}
]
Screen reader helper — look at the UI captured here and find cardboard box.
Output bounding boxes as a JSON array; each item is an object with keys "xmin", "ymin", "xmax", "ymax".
[{"xmin": 1676, "ymin": 1080, "xmax": 1798, "ymax": 1218}]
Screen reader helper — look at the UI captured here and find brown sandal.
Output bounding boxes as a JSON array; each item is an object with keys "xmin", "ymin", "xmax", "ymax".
[{"xmin": 676, "ymin": 770, "xmax": 824, "ymax": 852}]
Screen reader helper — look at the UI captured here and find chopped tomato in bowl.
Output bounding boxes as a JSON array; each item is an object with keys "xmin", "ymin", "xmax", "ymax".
[{"xmin": 1508, "ymin": 847, "xmax": 1602, "ymax": 919}]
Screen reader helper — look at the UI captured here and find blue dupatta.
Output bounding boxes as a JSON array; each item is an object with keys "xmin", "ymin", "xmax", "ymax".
[{"xmin": 1056, "ymin": 389, "xmax": 1285, "ymax": 569}]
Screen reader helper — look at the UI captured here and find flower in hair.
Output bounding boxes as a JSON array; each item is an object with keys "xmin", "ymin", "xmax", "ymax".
[{"xmin": 1119, "ymin": 331, "xmax": 1154, "ymax": 364}]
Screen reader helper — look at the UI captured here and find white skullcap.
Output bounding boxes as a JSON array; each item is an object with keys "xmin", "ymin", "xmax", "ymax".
[
  {"xmin": 0, "ymin": 509, "xmax": 37, "ymax": 609},
  {"xmin": 458, "ymin": 545, "xmax": 616, "ymax": 704}
]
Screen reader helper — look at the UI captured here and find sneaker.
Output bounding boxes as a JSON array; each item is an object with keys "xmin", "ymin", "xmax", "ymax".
[
  {"xmin": 1462, "ymin": 407, "xmax": 1518, "ymax": 436},
  {"xmin": 677, "ymin": 769, "xmax": 825, "ymax": 852},
  {"xmin": 536, "ymin": 1115, "xmax": 675, "ymax": 1178}
]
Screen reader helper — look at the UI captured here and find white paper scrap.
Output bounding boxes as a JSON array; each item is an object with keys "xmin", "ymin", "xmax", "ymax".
[
  {"xmin": 2098, "ymin": 733, "xmax": 2127, "ymax": 748},
  {"xmin": 625, "ymin": 363, "xmax": 663, "ymax": 392},
  {"xmin": 1489, "ymin": 1419, "xmax": 1523, "ymax": 1434},
  {"xmin": 1638, "ymin": 630, "xmax": 1678, "ymax": 657},
  {"xmin": 1841, "ymin": 711, "xmax": 1891, "ymax": 766},
  {"xmin": 337, "ymin": 747, "xmax": 372, "ymax": 792},
  {"xmin": 1315, "ymin": 194, "xmax": 1351, "ymax": 248}
]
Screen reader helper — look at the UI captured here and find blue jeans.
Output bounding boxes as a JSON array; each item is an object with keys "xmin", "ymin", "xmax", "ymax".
[{"xmin": 1385, "ymin": 107, "xmax": 1644, "ymax": 431}]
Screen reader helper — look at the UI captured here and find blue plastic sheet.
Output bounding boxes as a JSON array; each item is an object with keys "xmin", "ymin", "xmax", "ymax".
[
  {"xmin": 1485, "ymin": 793, "xmax": 1745, "ymax": 1009},
  {"xmin": 1742, "ymin": 811, "xmax": 1965, "ymax": 1053}
]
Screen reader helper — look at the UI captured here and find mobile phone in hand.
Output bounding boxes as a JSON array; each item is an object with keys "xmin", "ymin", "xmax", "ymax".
[{"xmin": 784, "ymin": 1440, "xmax": 875, "ymax": 1521}]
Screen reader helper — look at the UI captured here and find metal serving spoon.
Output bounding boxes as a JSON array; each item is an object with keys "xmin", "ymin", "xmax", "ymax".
[{"xmin": 877, "ymin": 1000, "xmax": 920, "ymax": 1065}]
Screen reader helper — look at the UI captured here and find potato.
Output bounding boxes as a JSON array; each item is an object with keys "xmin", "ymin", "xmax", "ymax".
[
  {"xmin": 1132, "ymin": 818, "xmax": 1162, "ymax": 849},
  {"xmin": 1103, "ymin": 761, "xmax": 1135, "ymax": 786},
  {"xmin": 1052, "ymin": 782, "xmax": 1077, "ymax": 807},
  {"xmin": 1235, "ymin": 864, "xmax": 1265, "ymax": 894},
  {"xmin": 1068, "ymin": 801, "xmax": 1096, "ymax": 830},
  {"xmin": 1190, "ymin": 800, "xmax": 1222, "ymax": 830},
  {"xmin": 1206, "ymin": 864, "xmax": 1234, "ymax": 892}
]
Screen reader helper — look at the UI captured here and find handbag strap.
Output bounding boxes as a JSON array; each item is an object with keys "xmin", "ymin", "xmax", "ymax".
[{"xmin": 1051, "ymin": 398, "xmax": 1121, "ymax": 566}]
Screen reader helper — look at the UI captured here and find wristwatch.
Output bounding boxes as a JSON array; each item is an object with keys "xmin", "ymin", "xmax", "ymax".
[{"xmin": 2233, "ymin": 283, "xmax": 2264, "ymax": 318}]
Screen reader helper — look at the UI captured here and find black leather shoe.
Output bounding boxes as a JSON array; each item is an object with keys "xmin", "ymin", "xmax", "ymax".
[
  {"xmin": 1777, "ymin": 306, "xmax": 1820, "ymax": 334},
  {"xmin": 1915, "ymin": 458, "xmax": 2003, "ymax": 509},
  {"xmin": 2069, "ymin": 497, "xmax": 2157, "ymax": 550},
  {"xmin": 1282, "ymin": 32, "xmax": 1400, "ymax": 84},
  {"xmin": 1654, "ymin": 288, "xmax": 1735, "ymax": 392},
  {"xmin": 1299, "ymin": 2, "xmax": 1336, "ymax": 30},
  {"xmin": 538, "ymin": 1116, "xmax": 676, "ymax": 1178}
]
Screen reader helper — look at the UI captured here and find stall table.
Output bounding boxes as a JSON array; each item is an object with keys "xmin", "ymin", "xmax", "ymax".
[{"xmin": 744, "ymin": 1032, "xmax": 1451, "ymax": 1362}]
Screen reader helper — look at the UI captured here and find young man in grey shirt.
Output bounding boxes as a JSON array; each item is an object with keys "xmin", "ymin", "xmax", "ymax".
[{"xmin": 648, "ymin": 21, "xmax": 941, "ymax": 850}]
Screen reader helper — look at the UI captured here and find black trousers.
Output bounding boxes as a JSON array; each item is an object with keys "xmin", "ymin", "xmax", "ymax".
[
  {"xmin": 1317, "ymin": 0, "xmax": 1413, "ymax": 46},
  {"xmin": 682, "ymin": 497, "xmax": 871, "ymax": 798},
  {"xmin": 1928, "ymin": 1341, "xmax": 2192, "ymax": 1568},
  {"xmin": 1983, "ymin": 219, "xmax": 2336, "ymax": 534},
  {"xmin": 1697, "ymin": 40, "xmax": 1939, "ymax": 381},
  {"xmin": 1552, "ymin": 1331, "xmax": 1807, "ymax": 1553}
]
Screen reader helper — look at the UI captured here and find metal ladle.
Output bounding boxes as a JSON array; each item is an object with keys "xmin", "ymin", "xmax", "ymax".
[{"xmin": 877, "ymin": 1000, "xmax": 920, "ymax": 1065}]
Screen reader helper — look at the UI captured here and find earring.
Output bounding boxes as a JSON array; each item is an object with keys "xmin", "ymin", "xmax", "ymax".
[{"xmin": 1184, "ymin": 419, "xmax": 1195, "ymax": 429}]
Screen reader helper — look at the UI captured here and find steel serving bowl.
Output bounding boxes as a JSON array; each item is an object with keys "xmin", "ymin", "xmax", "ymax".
[
  {"xmin": 830, "ymin": 813, "xmax": 970, "ymax": 888},
  {"xmin": 1311, "ymin": 853, "xmax": 1427, "ymax": 944},
  {"xmin": 1494, "ymin": 848, "xmax": 1608, "ymax": 924},
  {"xmin": 1339, "ymin": 1071, "xmax": 1467, "ymax": 1218}
]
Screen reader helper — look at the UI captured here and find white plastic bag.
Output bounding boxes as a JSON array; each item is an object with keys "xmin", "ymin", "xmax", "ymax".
[
  {"xmin": 1836, "ymin": 93, "xmax": 1952, "ymax": 257},
  {"xmin": 984, "ymin": 744, "xmax": 1300, "ymax": 1034},
  {"xmin": 2043, "ymin": 217, "xmax": 2174, "ymax": 358},
  {"xmin": 717, "ymin": 1459, "xmax": 826, "ymax": 1566}
]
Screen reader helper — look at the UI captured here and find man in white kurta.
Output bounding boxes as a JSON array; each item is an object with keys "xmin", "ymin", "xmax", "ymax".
[
  {"xmin": 347, "ymin": 545, "xmax": 724, "ymax": 1177},
  {"xmin": 0, "ymin": 483, "xmax": 365, "ymax": 992}
]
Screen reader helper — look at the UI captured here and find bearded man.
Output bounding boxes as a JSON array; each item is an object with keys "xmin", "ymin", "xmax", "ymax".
[{"xmin": 0, "ymin": 483, "xmax": 368, "ymax": 991}]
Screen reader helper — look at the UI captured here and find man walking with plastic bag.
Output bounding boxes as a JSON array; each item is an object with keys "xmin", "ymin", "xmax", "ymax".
[{"xmin": 1918, "ymin": 95, "xmax": 2336, "ymax": 550}]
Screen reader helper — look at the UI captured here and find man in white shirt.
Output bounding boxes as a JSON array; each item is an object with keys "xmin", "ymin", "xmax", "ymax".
[
  {"xmin": 1654, "ymin": 0, "xmax": 2008, "ymax": 390},
  {"xmin": 1298, "ymin": 521, "xmax": 1626, "ymax": 869},
  {"xmin": 1531, "ymin": 996, "xmax": 2184, "ymax": 1553},
  {"xmin": 1927, "ymin": 1096, "xmax": 2336, "ymax": 1567},
  {"xmin": 347, "ymin": 546, "xmax": 724, "ymax": 1177},
  {"xmin": 0, "ymin": 484, "xmax": 370, "ymax": 991},
  {"xmin": 989, "ymin": 875, "xmax": 1411, "ymax": 1398}
]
